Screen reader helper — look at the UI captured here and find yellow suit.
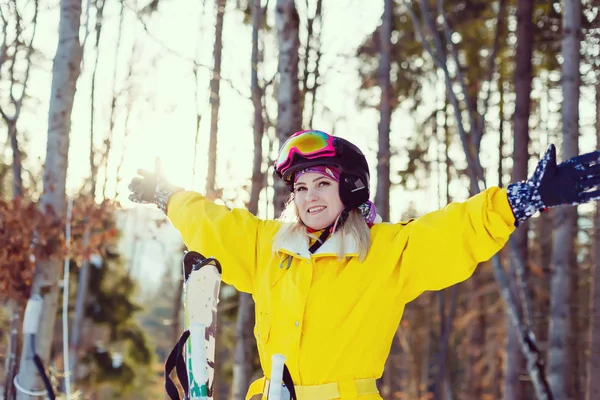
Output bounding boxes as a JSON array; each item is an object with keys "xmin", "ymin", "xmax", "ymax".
[{"xmin": 166, "ymin": 187, "xmax": 515, "ymax": 399}]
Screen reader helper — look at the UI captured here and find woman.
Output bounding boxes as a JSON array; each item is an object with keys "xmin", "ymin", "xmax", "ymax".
[{"xmin": 129, "ymin": 130, "xmax": 600, "ymax": 399}]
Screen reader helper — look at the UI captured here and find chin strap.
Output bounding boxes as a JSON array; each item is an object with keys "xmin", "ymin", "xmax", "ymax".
[{"xmin": 307, "ymin": 209, "xmax": 350, "ymax": 254}]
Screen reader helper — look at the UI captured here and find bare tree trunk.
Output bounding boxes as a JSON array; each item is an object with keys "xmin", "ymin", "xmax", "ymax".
[
  {"xmin": 586, "ymin": 69, "xmax": 600, "ymax": 400},
  {"xmin": 533, "ymin": 76, "xmax": 553, "ymax": 379},
  {"xmin": 8, "ymin": 121, "xmax": 23, "ymax": 197},
  {"xmin": 549, "ymin": 1, "xmax": 581, "ymax": 398},
  {"xmin": 273, "ymin": 0, "xmax": 301, "ymax": 216},
  {"xmin": 505, "ymin": 0, "xmax": 534, "ymax": 396},
  {"xmin": 114, "ymin": 35, "xmax": 138, "ymax": 199},
  {"xmin": 69, "ymin": 229, "xmax": 91, "ymax": 381},
  {"xmin": 375, "ymin": 0, "xmax": 392, "ymax": 222},
  {"xmin": 89, "ymin": 0, "xmax": 106, "ymax": 198},
  {"xmin": 433, "ymin": 98, "xmax": 455, "ymax": 400},
  {"xmin": 0, "ymin": 6, "xmax": 7, "ymax": 70},
  {"xmin": 69, "ymin": 0, "xmax": 109, "ymax": 381},
  {"xmin": 192, "ymin": 66, "xmax": 203, "ymax": 187},
  {"xmin": 248, "ymin": 0, "xmax": 265, "ymax": 216},
  {"xmin": 16, "ymin": 0, "xmax": 82, "ymax": 397},
  {"xmin": 3, "ymin": 299, "xmax": 24, "ymax": 400},
  {"xmin": 462, "ymin": 40, "xmax": 487, "ymax": 400},
  {"xmin": 0, "ymin": 2, "xmax": 38, "ymax": 385},
  {"xmin": 69, "ymin": 1, "xmax": 106, "ymax": 383},
  {"xmin": 300, "ymin": 0, "xmax": 322, "ymax": 128},
  {"xmin": 307, "ymin": 1, "xmax": 322, "ymax": 129},
  {"xmin": 434, "ymin": 287, "xmax": 457, "ymax": 400},
  {"xmin": 498, "ymin": 64, "xmax": 504, "ymax": 188},
  {"xmin": 206, "ymin": 0, "xmax": 226, "ymax": 198},
  {"xmin": 233, "ymin": 293, "xmax": 257, "ymax": 400},
  {"xmin": 190, "ymin": 0, "xmax": 209, "ymax": 189},
  {"xmin": 231, "ymin": 1, "xmax": 264, "ymax": 398},
  {"xmin": 377, "ymin": 0, "xmax": 392, "ymax": 388},
  {"xmin": 300, "ymin": 0, "xmax": 313, "ymax": 105},
  {"xmin": 444, "ymin": 99, "xmax": 451, "ymax": 205},
  {"xmin": 101, "ymin": 0, "xmax": 125, "ymax": 198},
  {"xmin": 466, "ymin": 277, "xmax": 485, "ymax": 400}
]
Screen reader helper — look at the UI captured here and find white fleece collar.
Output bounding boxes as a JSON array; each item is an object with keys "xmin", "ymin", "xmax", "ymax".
[
  {"xmin": 275, "ymin": 227, "xmax": 358, "ymax": 259},
  {"xmin": 275, "ymin": 214, "xmax": 382, "ymax": 259}
]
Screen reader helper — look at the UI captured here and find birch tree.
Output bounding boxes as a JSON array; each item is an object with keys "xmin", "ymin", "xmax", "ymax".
[
  {"xmin": 232, "ymin": 0, "xmax": 265, "ymax": 397},
  {"xmin": 375, "ymin": 0, "xmax": 392, "ymax": 223},
  {"xmin": 505, "ymin": 0, "xmax": 534, "ymax": 397},
  {"xmin": 274, "ymin": 0, "xmax": 301, "ymax": 216},
  {"xmin": 16, "ymin": 0, "xmax": 82, "ymax": 397},
  {"xmin": 0, "ymin": 1, "xmax": 38, "ymax": 396},
  {"xmin": 206, "ymin": 0, "xmax": 227, "ymax": 199},
  {"xmin": 549, "ymin": 0, "xmax": 581, "ymax": 398}
]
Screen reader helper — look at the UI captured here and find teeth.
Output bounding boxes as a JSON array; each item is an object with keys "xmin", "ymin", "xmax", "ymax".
[{"xmin": 308, "ymin": 206, "xmax": 325, "ymax": 214}]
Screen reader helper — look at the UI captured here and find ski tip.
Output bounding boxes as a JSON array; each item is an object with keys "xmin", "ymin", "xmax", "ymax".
[
  {"xmin": 206, "ymin": 258, "xmax": 222, "ymax": 274},
  {"xmin": 183, "ymin": 251, "xmax": 205, "ymax": 280},
  {"xmin": 183, "ymin": 251, "xmax": 223, "ymax": 276}
]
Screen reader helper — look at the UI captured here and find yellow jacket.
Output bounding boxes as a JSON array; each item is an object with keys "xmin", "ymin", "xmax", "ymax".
[{"xmin": 166, "ymin": 186, "xmax": 515, "ymax": 399}]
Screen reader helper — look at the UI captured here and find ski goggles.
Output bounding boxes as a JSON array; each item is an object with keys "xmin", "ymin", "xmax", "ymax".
[{"xmin": 275, "ymin": 130, "xmax": 337, "ymax": 174}]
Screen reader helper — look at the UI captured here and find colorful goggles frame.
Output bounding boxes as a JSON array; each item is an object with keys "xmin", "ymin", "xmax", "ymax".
[{"xmin": 275, "ymin": 130, "xmax": 337, "ymax": 175}]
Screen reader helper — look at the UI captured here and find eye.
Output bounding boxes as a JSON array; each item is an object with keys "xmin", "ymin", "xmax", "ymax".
[
  {"xmin": 318, "ymin": 181, "xmax": 330, "ymax": 188},
  {"xmin": 294, "ymin": 186, "xmax": 306, "ymax": 192}
]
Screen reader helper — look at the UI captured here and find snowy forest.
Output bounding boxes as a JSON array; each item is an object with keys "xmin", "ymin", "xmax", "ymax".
[{"xmin": 1, "ymin": 0, "xmax": 600, "ymax": 399}]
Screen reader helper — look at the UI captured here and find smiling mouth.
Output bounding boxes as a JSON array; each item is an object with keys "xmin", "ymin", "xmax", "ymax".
[{"xmin": 308, "ymin": 206, "xmax": 326, "ymax": 215}]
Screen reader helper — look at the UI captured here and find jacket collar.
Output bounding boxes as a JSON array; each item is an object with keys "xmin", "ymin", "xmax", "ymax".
[{"xmin": 275, "ymin": 224, "xmax": 360, "ymax": 259}]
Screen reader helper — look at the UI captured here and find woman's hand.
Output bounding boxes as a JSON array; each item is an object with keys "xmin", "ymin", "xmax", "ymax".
[
  {"xmin": 507, "ymin": 144, "xmax": 600, "ymax": 224},
  {"xmin": 128, "ymin": 168, "xmax": 159, "ymax": 204},
  {"xmin": 128, "ymin": 159, "xmax": 183, "ymax": 213}
]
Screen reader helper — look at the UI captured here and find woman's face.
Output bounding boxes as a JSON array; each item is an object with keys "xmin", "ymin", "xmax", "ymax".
[{"xmin": 293, "ymin": 172, "xmax": 344, "ymax": 230}]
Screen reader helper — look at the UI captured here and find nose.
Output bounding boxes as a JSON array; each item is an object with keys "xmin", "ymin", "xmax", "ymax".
[{"xmin": 306, "ymin": 187, "xmax": 319, "ymax": 202}]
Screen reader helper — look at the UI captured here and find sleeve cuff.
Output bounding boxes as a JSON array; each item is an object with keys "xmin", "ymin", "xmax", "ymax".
[
  {"xmin": 154, "ymin": 183, "xmax": 184, "ymax": 214},
  {"xmin": 506, "ymin": 181, "xmax": 544, "ymax": 226}
]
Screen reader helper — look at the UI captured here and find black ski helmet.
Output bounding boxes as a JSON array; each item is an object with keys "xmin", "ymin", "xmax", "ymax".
[{"xmin": 274, "ymin": 130, "xmax": 370, "ymax": 209}]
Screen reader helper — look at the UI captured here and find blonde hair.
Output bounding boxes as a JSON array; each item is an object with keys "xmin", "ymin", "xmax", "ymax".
[{"xmin": 272, "ymin": 195, "xmax": 371, "ymax": 261}]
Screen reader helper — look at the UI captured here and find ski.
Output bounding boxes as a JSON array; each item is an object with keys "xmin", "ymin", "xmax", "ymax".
[
  {"xmin": 165, "ymin": 251, "xmax": 222, "ymax": 400},
  {"xmin": 184, "ymin": 251, "xmax": 222, "ymax": 399}
]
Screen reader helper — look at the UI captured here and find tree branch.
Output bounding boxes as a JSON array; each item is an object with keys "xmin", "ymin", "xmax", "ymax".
[
  {"xmin": 124, "ymin": 1, "xmax": 249, "ymax": 100},
  {"xmin": 491, "ymin": 255, "xmax": 554, "ymax": 400},
  {"xmin": 435, "ymin": 0, "xmax": 480, "ymax": 146},
  {"xmin": 101, "ymin": 0, "xmax": 126, "ymax": 198},
  {"xmin": 479, "ymin": 0, "xmax": 506, "ymax": 151},
  {"xmin": 308, "ymin": 0, "xmax": 322, "ymax": 128},
  {"xmin": 8, "ymin": 0, "xmax": 22, "ymax": 106},
  {"xmin": 0, "ymin": 4, "xmax": 8, "ymax": 71},
  {"xmin": 403, "ymin": 0, "xmax": 482, "ymax": 193},
  {"xmin": 509, "ymin": 236, "xmax": 535, "ymax": 330},
  {"xmin": 14, "ymin": 0, "xmax": 38, "ymax": 118}
]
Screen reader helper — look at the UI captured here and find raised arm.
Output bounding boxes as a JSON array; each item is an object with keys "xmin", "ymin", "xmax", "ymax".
[
  {"xmin": 398, "ymin": 144, "xmax": 600, "ymax": 304},
  {"xmin": 397, "ymin": 187, "xmax": 514, "ymax": 304},
  {"xmin": 128, "ymin": 169, "xmax": 278, "ymax": 293}
]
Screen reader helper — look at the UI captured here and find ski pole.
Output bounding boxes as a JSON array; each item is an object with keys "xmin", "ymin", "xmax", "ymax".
[{"xmin": 15, "ymin": 295, "xmax": 56, "ymax": 399}]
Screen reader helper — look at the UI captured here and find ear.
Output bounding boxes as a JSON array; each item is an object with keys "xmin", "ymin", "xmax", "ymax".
[{"xmin": 339, "ymin": 172, "xmax": 368, "ymax": 209}]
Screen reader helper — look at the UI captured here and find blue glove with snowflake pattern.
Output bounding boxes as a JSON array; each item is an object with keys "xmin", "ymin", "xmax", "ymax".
[{"xmin": 507, "ymin": 144, "xmax": 600, "ymax": 225}]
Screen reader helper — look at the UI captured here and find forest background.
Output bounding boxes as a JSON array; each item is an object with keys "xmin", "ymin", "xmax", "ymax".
[{"xmin": 0, "ymin": 0, "xmax": 599, "ymax": 399}]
